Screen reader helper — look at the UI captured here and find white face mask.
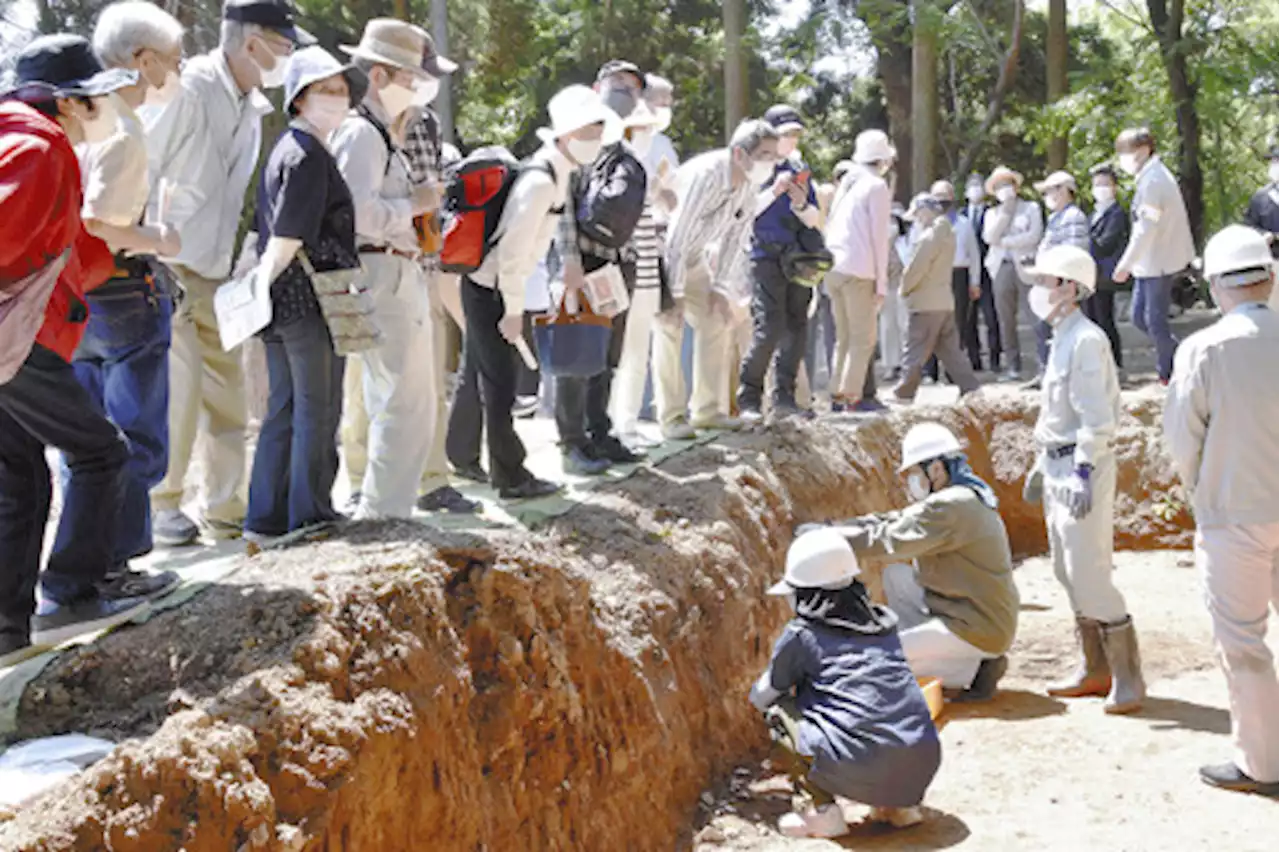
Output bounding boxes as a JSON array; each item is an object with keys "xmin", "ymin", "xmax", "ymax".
[
  {"xmin": 749, "ymin": 157, "xmax": 776, "ymax": 185},
  {"xmin": 1270, "ymin": 162, "xmax": 1279, "ymax": 184},
  {"xmin": 566, "ymin": 136, "xmax": 603, "ymax": 166},
  {"xmin": 907, "ymin": 472, "xmax": 931, "ymax": 502},
  {"xmin": 80, "ymin": 95, "xmax": 119, "ymax": 144},
  {"xmin": 411, "ymin": 76, "xmax": 440, "ymax": 107},
  {"xmin": 653, "ymin": 106, "xmax": 672, "ymax": 132},
  {"xmin": 996, "ymin": 185, "xmax": 1017, "ymax": 203},
  {"xmin": 1118, "ymin": 153, "xmax": 1140, "ymax": 176},
  {"xmin": 965, "ymin": 187, "xmax": 984, "ymax": 203},
  {"xmin": 630, "ymin": 128, "xmax": 655, "ymax": 158},
  {"xmin": 1028, "ymin": 285, "xmax": 1058, "ymax": 322},
  {"xmin": 1093, "ymin": 185, "xmax": 1115, "ymax": 206},
  {"xmin": 300, "ymin": 93, "xmax": 350, "ymax": 136},
  {"xmin": 255, "ymin": 46, "xmax": 287, "ymax": 89},
  {"xmin": 144, "ymin": 69, "xmax": 180, "ymax": 108},
  {"xmin": 379, "ymin": 80, "xmax": 415, "ymax": 119},
  {"xmin": 1044, "ymin": 192, "xmax": 1062, "ymax": 213}
]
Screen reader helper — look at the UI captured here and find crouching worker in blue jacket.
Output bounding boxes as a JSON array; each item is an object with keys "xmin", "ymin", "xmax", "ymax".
[{"xmin": 750, "ymin": 529, "xmax": 942, "ymax": 839}]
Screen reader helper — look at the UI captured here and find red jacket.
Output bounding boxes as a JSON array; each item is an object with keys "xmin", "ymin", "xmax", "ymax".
[{"xmin": 0, "ymin": 101, "xmax": 114, "ymax": 361}]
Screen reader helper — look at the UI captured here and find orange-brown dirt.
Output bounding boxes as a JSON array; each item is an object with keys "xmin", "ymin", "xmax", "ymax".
[{"xmin": 0, "ymin": 394, "xmax": 1194, "ymax": 852}]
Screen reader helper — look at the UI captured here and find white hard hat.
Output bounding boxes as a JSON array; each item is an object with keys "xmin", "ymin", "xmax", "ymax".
[
  {"xmin": 1203, "ymin": 224, "xmax": 1276, "ymax": 287},
  {"xmin": 853, "ymin": 129, "xmax": 896, "ymax": 165},
  {"xmin": 899, "ymin": 422, "xmax": 963, "ymax": 472},
  {"xmin": 768, "ymin": 529, "xmax": 861, "ymax": 595},
  {"xmin": 1023, "ymin": 244, "xmax": 1098, "ymax": 295}
]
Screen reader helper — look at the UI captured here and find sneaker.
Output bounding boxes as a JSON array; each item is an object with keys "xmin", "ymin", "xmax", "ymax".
[
  {"xmin": 829, "ymin": 401, "xmax": 847, "ymax": 414},
  {"xmin": 153, "ymin": 509, "xmax": 199, "ymax": 547},
  {"xmin": 452, "ymin": 463, "xmax": 489, "ymax": 484},
  {"xmin": 563, "ymin": 445, "xmax": 611, "ymax": 476},
  {"xmin": 417, "ymin": 485, "xmax": 481, "ymax": 514},
  {"xmin": 739, "ymin": 406, "xmax": 765, "ymax": 425},
  {"xmin": 499, "ymin": 477, "xmax": 562, "ymax": 501},
  {"xmin": 867, "ymin": 806, "xmax": 924, "ymax": 828},
  {"xmin": 0, "ymin": 633, "xmax": 35, "ymax": 668},
  {"xmin": 852, "ymin": 398, "xmax": 888, "ymax": 413},
  {"xmin": 778, "ymin": 803, "xmax": 849, "ymax": 839},
  {"xmin": 1199, "ymin": 763, "xmax": 1280, "ymax": 798},
  {"xmin": 32, "ymin": 595, "xmax": 151, "ymax": 647},
  {"xmin": 661, "ymin": 419, "xmax": 698, "ymax": 441},
  {"xmin": 514, "ymin": 395, "xmax": 540, "ymax": 419},
  {"xmin": 592, "ymin": 435, "xmax": 644, "ymax": 464},
  {"xmin": 97, "ymin": 567, "xmax": 180, "ymax": 601},
  {"xmin": 690, "ymin": 414, "xmax": 742, "ymax": 431}
]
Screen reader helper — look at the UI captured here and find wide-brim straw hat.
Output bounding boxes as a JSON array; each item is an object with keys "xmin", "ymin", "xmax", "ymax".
[
  {"xmin": 985, "ymin": 165, "xmax": 1024, "ymax": 196},
  {"xmin": 340, "ymin": 19, "xmax": 429, "ymax": 78}
]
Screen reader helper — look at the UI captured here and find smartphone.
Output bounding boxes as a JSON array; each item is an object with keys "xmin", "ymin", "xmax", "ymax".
[{"xmin": 795, "ymin": 169, "xmax": 811, "ymax": 186}]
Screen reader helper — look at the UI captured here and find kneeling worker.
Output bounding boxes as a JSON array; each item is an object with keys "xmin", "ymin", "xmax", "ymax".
[
  {"xmin": 751, "ymin": 529, "xmax": 941, "ymax": 839},
  {"xmin": 803, "ymin": 422, "xmax": 1019, "ymax": 700}
]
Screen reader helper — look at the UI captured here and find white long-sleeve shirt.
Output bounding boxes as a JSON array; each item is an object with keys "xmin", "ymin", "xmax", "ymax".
[
  {"xmin": 949, "ymin": 211, "xmax": 981, "ymax": 288},
  {"xmin": 824, "ymin": 163, "xmax": 891, "ymax": 294},
  {"xmin": 664, "ymin": 149, "xmax": 754, "ymax": 299},
  {"xmin": 1116, "ymin": 154, "xmax": 1196, "ymax": 278},
  {"xmin": 982, "ymin": 197, "xmax": 1043, "ymax": 279},
  {"xmin": 470, "ymin": 143, "xmax": 574, "ymax": 318},
  {"xmin": 1034, "ymin": 309, "xmax": 1121, "ymax": 467},
  {"xmin": 146, "ymin": 50, "xmax": 272, "ymax": 280},
  {"xmin": 1162, "ymin": 302, "xmax": 1279, "ymax": 527},
  {"xmin": 643, "ymin": 131, "xmax": 680, "ymax": 225},
  {"xmin": 330, "ymin": 100, "xmax": 418, "ymax": 254}
]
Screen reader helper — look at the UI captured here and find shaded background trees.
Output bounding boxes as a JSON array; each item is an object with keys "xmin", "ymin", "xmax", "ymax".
[{"xmin": 1, "ymin": 0, "xmax": 1275, "ymax": 246}]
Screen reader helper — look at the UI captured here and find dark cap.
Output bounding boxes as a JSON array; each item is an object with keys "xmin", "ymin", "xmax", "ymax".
[
  {"xmin": 1089, "ymin": 162, "xmax": 1118, "ymax": 181},
  {"xmin": 597, "ymin": 59, "xmax": 646, "ymax": 89},
  {"xmin": 416, "ymin": 28, "xmax": 457, "ymax": 76},
  {"xmin": 764, "ymin": 104, "xmax": 804, "ymax": 133},
  {"xmin": 11, "ymin": 34, "xmax": 137, "ymax": 100},
  {"xmin": 223, "ymin": 0, "xmax": 315, "ymax": 45}
]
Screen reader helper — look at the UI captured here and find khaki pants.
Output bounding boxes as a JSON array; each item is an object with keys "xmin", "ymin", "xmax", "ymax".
[
  {"xmin": 1044, "ymin": 451, "xmax": 1128, "ymax": 623},
  {"xmin": 341, "ymin": 254, "xmax": 436, "ymax": 518},
  {"xmin": 612, "ymin": 287, "xmax": 661, "ymax": 435},
  {"xmin": 152, "ymin": 266, "xmax": 246, "ymax": 523},
  {"xmin": 652, "ymin": 264, "xmax": 732, "ymax": 426},
  {"xmin": 419, "ymin": 269, "xmax": 456, "ymax": 495},
  {"xmin": 894, "ymin": 310, "xmax": 979, "ymax": 400},
  {"xmin": 828, "ymin": 272, "xmax": 878, "ymax": 401},
  {"xmin": 1197, "ymin": 523, "xmax": 1280, "ymax": 783}
]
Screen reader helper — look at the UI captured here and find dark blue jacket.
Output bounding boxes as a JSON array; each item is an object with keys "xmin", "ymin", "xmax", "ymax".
[
  {"xmin": 1090, "ymin": 202, "xmax": 1130, "ymax": 285},
  {"xmin": 752, "ymin": 158, "xmax": 818, "ymax": 260}
]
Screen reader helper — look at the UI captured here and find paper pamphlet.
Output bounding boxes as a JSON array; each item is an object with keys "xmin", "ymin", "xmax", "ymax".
[{"xmin": 213, "ymin": 263, "xmax": 273, "ymax": 351}]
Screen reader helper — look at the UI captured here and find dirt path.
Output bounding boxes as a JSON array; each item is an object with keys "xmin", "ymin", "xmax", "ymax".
[{"xmin": 691, "ymin": 551, "xmax": 1279, "ymax": 852}]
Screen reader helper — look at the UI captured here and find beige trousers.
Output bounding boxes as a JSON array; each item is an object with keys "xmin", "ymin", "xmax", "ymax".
[
  {"xmin": 1197, "ymin": 523, "xmax": 1280, "ymax": 783},
  {"xmin": 1044, "ymin": 452, "xmax": 1128, "ymax": 623},
  {"xmin": 827, "ymin": 272, "xmax": 878, "ymax": 401},
  {"xmin": 151, "ymin": 266, "xmax": 246, "ymax": 523},
  {"xmin": 652, "ymin": 264, "xmax": 732, "ymax": 426},
  {"xmin": 419, "ymin": 270, "xmax": 458, "ymax": 495}
]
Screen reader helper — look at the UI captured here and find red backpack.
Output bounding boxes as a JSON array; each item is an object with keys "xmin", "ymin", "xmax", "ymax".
[{"xmin": 439, "ymin": 147, "xmax": 556, "ymax": 274}]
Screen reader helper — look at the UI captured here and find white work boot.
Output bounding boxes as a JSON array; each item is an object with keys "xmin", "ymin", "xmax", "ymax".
[
  {"xmin": 778, "ymin": 803, "xmax": 849, "ymax": 838},
  {"xmin": 867, "ymin": 805, "xmax": 925, "ymax": 828}
]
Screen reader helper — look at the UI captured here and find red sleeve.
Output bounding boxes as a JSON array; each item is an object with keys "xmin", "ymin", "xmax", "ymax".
[{"xmin": 0, "ymin": 105, "xmax": 82, "ymax": 285}]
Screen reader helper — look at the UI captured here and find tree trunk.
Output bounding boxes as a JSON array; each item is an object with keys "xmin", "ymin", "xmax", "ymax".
[
  {"xmin": 864, "ymin": 0, "xmax": 914, "ymax": 203},
  {"xmin": 954, "ymin": 0, "xmax": 1025, "ymax": 181},
  {"xmin": 910, "ymin": 0, "xmax": 939, "ymax": 194},
  {"xmin": 1146, "ymin": 0, "xmax": 1204, "ymax": 246},
  {"xmin": 723, "ymin": 0, "xmax": 747, "ymax": 139},
  {"xmin": 431, "ymin": 0, "xmax": 453, "ymax": 144},
  {"xmin": 1046, "ymin": 0, "xmax": 1068, "ymax": 169}
]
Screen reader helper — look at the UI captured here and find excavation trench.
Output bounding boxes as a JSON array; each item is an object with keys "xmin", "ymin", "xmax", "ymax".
[{"xmin": 0, "ymin": 393, "xmax": 1191, "ymax": 852}]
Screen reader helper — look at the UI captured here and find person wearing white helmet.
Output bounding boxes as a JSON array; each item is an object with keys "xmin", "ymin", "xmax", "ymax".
[
  {"xmin": 749, "ymin": 529, "xmax": 941, "ymax": 838},
  {"xmin": 1162, "ymin": 224, "xmax": 1278, "ymax": 798},
  {"xmin": 1021, "ymin": 244, "xmax": 1145, "ymax": 714},
  {"xmin": 801, "ymin": 422, "xmax": 1018, "ymax": 700}
]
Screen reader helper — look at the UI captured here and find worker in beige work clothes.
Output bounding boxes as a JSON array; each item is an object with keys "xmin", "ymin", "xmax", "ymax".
[
  {"xmin": 1021, "ymin": 244, "xmax": 1145, "ymax": 715},
  {"xmin": 802, "ymin": 422, "xmax": 1018, "ymax": 701},
  {"xmin": 1163, "ymin": 225, "xmax": 1279, "ymax": 799}
]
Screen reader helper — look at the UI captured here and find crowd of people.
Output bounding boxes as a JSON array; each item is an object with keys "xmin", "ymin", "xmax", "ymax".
[{"xmin": 0, "ymin": 0, "xmax": 1276, "ymax": 837}]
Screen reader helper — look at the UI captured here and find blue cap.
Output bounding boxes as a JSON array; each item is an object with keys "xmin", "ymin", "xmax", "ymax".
[{"xmin": 11, "ymin": 34, "xmax": 137, "ymax": 100}]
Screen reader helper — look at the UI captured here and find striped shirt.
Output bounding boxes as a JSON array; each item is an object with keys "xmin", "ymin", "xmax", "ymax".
[
  {"xmin": 632, "ymin": 204, "xmax": 661, "ymax": 291},
  {"xmin": 1039, "ymin": 203, "xmax": 1090, "ymax": 253},
  {"xmin": 665, "ymin": 148, "xmax": 755, "ymax": 299}
]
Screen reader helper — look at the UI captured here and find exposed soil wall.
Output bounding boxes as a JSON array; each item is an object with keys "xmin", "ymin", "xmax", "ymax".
[{"xmin": 0, "ymin": 396, "xmax": 1191, "ymax": 852}]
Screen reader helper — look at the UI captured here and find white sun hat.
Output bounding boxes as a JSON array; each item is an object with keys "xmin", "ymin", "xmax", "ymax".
[
  {"xmin": 767, "ymin": 529, "xmax": 861, "ymax": 595},
  {"xmin": 853, "ymin": 129, "xmax": 896, "ymax": 164},
  {"xmin": 535, "ymin": 84, "xmax": 619, "ymax": 144}
]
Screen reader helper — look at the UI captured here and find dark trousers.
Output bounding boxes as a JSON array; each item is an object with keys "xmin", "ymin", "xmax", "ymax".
[
  {"xmin": 1082, "ymin": 286, "xmax": 1123, "ymax": 368},
  {"xmin": 460, "ymin": 277, "xmax": 529, "ymax": 489},
  {"xmin": 738, "ymin": 256, "xmax": 812, "ymax": 409},
  {"xmin": 245, "ymin": 312, "xmax": 345, "ymax": 537},
  {"xmin": 62, "ymin": 278, "xmax": 172, "ymax": 565},
  {"xmin": 555, "ymin": 299, "xmax": 628, "ymax": 451},
  {"xmin": 0, "ymin": 345, "xmax": 129, "ymax": 639},
  {"xmin": 965, "ymin": 269, "xmax": 1002, "ymax": 370}
]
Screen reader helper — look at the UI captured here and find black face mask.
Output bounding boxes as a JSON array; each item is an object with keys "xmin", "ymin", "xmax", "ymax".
[{"xmin": 601, "ymin": 85, "xmax": 637, "ymax": 119}]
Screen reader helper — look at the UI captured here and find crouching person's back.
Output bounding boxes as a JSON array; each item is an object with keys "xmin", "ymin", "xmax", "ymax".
[{"xmin": 750, "ymin": 529, "xmax": 941, "ymax": 839}]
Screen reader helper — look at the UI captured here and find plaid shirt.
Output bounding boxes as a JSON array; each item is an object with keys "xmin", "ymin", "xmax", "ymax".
[
  {"xmin": 1040, "ymin": 203, "xmax": 1091, "ymax": 253},
  {"xmin": 401, "ymin": 107, "xmax": 442, "ymax": 272}
]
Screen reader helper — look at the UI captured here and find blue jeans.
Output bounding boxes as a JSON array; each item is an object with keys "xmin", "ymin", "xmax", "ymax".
[
  {"xmin": 246, "ymin": 312, "xmax": 345, "ymax": 536},
  {"xmin": 61, "ymin": 277, "xmax": 172, "ymax": 565},
  {"xmin": 0, "ymin": 345, "xmax": 128, "ymax": 636},
  {"xmin": 1132, "ymin": 275, "xmax": 1178, "ymax": 380}
]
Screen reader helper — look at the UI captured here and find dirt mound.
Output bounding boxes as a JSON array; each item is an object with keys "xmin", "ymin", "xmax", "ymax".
[{"xmin": 0, "ymin": 395, "xmax": 1191, "ymax": 851}]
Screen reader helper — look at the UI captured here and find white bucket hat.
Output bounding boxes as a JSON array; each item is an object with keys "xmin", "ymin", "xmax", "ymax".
[
  {"xmin": 535, "ymin": 84, "xmax": 619, "ymax": 145},
  {"xmin": 339, "ymin": 19, "xmax": 428, "ymax": 78},
  {"xmin": 768, "ymin": 529, "xmax": 861, "ymax": 595},
  {"xmin": 853, "ymin": 129, "xmax": 896, "ymax": 164},
  {"xmin": 284, "ymin": 46, "xmax": 366, "ymax": 112}
]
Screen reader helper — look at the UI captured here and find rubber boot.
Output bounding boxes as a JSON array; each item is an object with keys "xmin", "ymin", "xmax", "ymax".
[
  {"xmin": 1047, "ymin": 616, "xmax": 1112, "ymax": 698},
  {"xmin": 1099, "ymin": 615, "xmax": 1146, "ymax": 715}
]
